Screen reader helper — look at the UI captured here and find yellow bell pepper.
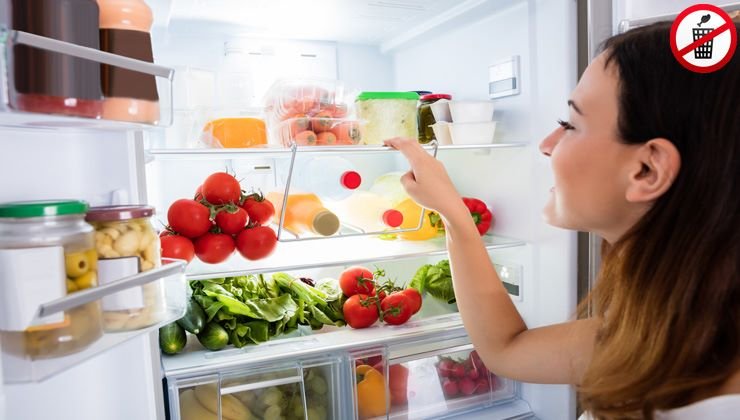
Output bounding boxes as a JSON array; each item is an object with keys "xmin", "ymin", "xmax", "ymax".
[
  {"xmin": 394, "ymin": 198, "xmax": 440, "ymax": 241},
  {"xmin": 356, "ymin": 365, "xmax": 387, "ymax": 419}
]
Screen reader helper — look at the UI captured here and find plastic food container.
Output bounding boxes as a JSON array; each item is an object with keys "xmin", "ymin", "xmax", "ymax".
[
  {"xmin": 277, "ymin": 117, "xmax": 362, "ymax": 146},
  {"xmin": 356, "ymin": 92, "xmax": 419, "ymax": 144},
  {"xmin": 430, "ymin": 99, "xmax": 452, "ymax": 123},
  {"xmin": 431, "ymin": 122, "xmax": 453, "ymax": 145},
  {"xmin": 201, "ymin": 117, "xmax": 267, "ymax": 148},
  {"xmin": 264, "ymin": 79, "xmax": 346, "ymax": 123},
  {"xmin": 449, "ymin": 122, "xmax": 497, "ymax": 145},
  {"xmin": 0, "ymin": 200, "xmax": 103, "ymax": 359},
  {"xmin": 448, "ymin": 101, "xmax": 495, "ymax": 123},
  {"xmin": 86, "ymin": 205, "xmax": 166, "ymax": 332},
  {"xmin": 418, "ymin": 94, "xmax": 452, "ymax": 144}
]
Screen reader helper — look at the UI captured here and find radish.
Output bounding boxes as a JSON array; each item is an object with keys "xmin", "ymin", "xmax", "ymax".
[
  {"xmin": 442, "ymin": 378, "xmax": 459, "ymax": 397},
  {"xmin": 459, "ymin": 378, "xmax": 476, "ymax": 396}
]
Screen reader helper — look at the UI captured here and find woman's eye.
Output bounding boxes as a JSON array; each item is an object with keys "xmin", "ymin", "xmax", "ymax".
[{"xmin": 557, "ymin": 119, "xmax": 575, "ymax": 130}]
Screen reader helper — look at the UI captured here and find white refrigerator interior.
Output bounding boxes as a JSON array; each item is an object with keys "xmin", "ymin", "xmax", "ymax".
[{"xmin": 1, "ymin": 0, "xmax": 670, "ymax": 418}]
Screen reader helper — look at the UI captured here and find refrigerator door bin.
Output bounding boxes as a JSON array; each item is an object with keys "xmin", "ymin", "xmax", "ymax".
[
  {"xmin": 1, "ymin": 259, "xmax": 187, "ymax": 383},
  {"xmin": 0, "ymin": 26, "xmax": 174, "ymax": 129}
]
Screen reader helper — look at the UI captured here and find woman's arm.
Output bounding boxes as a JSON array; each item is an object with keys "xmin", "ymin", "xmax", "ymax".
[{"xmin": 385, "ymin": 137, "xmax": 597, "ymax": 384}]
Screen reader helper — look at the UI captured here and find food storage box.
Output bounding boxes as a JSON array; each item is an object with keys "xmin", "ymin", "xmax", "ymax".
[
  {"xmin": 449, "ymin": 121, "xmax": 497, "ymax": 145},
  {"xmin": 448, "ymin": 100, "xmax": 495, "ymax": 123},
  {"xmin": 277, "ymin": 117, "xmax": 363, "ymax": 146},
  {"xmin": 201, "ymin": 117, "xmax": 268, "ymax": 148},
  {"xmin": 264, "ymin": 79, "xmax": 347, "ymax": 123},
  {"xmin": 355, "ymin": 92, "xmax": 419, "ymax": 144},
  {"xmin": 0, "ymin": 200, "xmax": 103, "ymax": 359},
  {"xmin": 86, "ymin": 205, "xmax": 167, "ymax": 332}
]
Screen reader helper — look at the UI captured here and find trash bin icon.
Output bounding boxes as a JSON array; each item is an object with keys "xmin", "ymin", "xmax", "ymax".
[{"xmin": 693, "ymin": 27, "xmax": 714, "ymax": 59}]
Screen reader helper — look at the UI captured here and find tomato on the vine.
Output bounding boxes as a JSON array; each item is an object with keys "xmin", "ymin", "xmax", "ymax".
[
  {"xmin": 240, "ymin": 193, "xmax": 275, "ymax": 226},
  {"xmin": 380, "ymin": 293, "xmax": 413, "ymax": 325},
  {"xmin": 343, "ymin": 294, "xmax": 379, "ymax": 329},
  {"xmin": 339, "ymin": 266, "xmax": 375, "ymax": 297},
  {"xmin": 400, "ymin": 288, "xmax": 422, "ymax": 314},
  {"xmin": 235, "ymin": 226, "xmax": 277, "ymax": 260},
  {"xmin": 160, "ymin": 235, "xmax": 195, "ymax": 263},
  {"xmin": 193, "ymin": 233, "xmax": 235, "ymax": 264},
  {"xmin": 167, "ymin": 199, "xmax": 212, "ymax": 238},
  {"xmin": 215, "ymin": 207, "xmax": 249, "ymax": 235},
  {"xmin": 202, "ymin": 172, "xmax": 241, "ymax": 205}
]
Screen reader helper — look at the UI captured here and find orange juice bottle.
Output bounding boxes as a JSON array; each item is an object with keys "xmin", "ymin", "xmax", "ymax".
[{"xmin": 266, "ymin": 192, "xmax": 340, "ymax": 237}]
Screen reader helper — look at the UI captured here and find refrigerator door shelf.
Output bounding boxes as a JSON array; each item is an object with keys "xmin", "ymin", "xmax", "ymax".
[
  {"xmin": 0, "ymin": 27, "xmax": 175, "ymax": 130},
  {"xmin": 1, "ymin": 260, "xmax": 187, "ymax": 383},
  {"xmin": 185, "ymin": 234, "xmax": 525, "ymax": 281}
]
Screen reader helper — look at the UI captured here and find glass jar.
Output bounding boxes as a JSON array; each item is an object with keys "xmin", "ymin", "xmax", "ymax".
[
  {"xmin": 0, "ymin": 200, "xmax": 103, "ymax": 359},
  {"xmin": 10, "ymin": 0, "xmax": 104, "ymax": 118},
  {"xmin": 85, "ymin": 206, "xmax": 166, "ymax": 332},
  {"xmin": 418, "ymin": 94, "xmax": 452, "ymax": 144},
  {"xmin": 355, "ymin": 92, "xmax": 419, "ymax": 144}
]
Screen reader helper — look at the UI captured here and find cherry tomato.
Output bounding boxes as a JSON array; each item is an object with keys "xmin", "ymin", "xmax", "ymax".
[
  {"xmin": 194, "ymin": 185, "xmax": 204, "ymax": 201},
  {"xmin": 380, "ymin": 293, "xmax": 413, "ymax": 325},
  {"xmin": 339, "ymin": 266, "xmax": 375, "ymax": 297},
  {"xmin": 343, "ymin": 294, "xmax": 379, "ymax": 329},
  {"xmin": 235, "ymin": 226, "xmax": 277, "ymax": 260},
  {"xmin": 400, "ymin": 288, "xmax": 422, "ymax": 314},
  {"xmin": 160, "ymin": 235, "xmax": 195, "ymax": 263},
  {"xmin": 215, "ymin": 207, "xmax": 249, "ymax": 235},
  {"xmin": 241, "ymin": 194, "xmax": 275, "ymax": 226},
  {"xmin": 167, "ymin": 199, "xmax": 212, "ymax": 238},
  {"xmin": 193, "ymin": 233, "xmax": 235, "ymax": 264},
  {"xmin": 202, "ymin": 172, "xmax": 241, "ymax": 205}
]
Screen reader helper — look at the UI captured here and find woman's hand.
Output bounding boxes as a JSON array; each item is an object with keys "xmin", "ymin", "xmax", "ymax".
[{"xmin": 383, "ymin": 137, "xmax": 464, "ymax": 217}]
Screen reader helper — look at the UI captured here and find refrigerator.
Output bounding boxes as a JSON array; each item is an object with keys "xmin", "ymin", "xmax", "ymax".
[{"xmin": 0, "ymin": 1, "xmax": 736, "ymax": 419}]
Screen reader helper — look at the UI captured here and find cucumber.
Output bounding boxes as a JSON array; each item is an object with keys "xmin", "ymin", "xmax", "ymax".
[
  {"xmin": 159, "ymin": 322, "xmax": 186, "ymax": 355},
  {"xmin": 197, "ymin": 322, "xmax": 229, "ymax": 351},
  {"xmin": 177, "ymin": 298, "xmax": 206, "ymax": 334}
]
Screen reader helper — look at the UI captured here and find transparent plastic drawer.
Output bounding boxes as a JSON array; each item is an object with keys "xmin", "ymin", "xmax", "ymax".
[{"xmin": 351, "ymin": 347, "xmax": 390, "ymax": 420}]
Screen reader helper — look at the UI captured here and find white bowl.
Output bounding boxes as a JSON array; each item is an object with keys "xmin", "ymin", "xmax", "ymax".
[
  {"xmin": 449, "ymin": 122, "xmax": 497, "ymax": 145},
  {"xmin": 448, "ymin": 100, "xmax": 495, "ymax": 123},
  {"xmin": 431, "ymin": 122, "xmax": 452, "ymax": 145},
  {"xmin": 429, "ymin": 99, "xmax": 452, "ymax": 123}
]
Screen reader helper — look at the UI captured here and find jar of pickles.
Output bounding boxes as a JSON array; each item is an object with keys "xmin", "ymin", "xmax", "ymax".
[
  {"xmin": 0, "ymin": 201, "xmax": 103, "ymax": 359},
  {"xmin": 418, "ymin": 94, "xmax": 451, "ymax": 144},
  {"xmin": 85, "ymin": 206, "xmax": 166, "ymax": 332}
]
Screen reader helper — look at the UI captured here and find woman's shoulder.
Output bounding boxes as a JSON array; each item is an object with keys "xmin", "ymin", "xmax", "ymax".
[{"xmin": 655, "ymin": 394, "xmax": 740, "ymax": 419}]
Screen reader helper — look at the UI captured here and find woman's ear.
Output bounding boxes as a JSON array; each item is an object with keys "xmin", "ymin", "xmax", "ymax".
[{"xmin": 625, "ymin": 138, "xmax": 681, "ymax": 203}]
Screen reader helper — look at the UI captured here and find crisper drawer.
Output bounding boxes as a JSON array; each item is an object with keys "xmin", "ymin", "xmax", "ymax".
[
  {"xmin": 351, "ymin": 343, "xmax": 517, "ymax": 420},
  {"xmin": 168, "ymin": 357, "xmax": 343, "ymax": 420}
]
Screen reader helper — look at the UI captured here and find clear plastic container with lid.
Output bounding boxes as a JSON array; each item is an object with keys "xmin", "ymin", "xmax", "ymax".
[
  {"xmin": 85, "ymin": 205, "xmax": 166, "ymax": 332},
  {"xmin": 0, "ymin": 200, "xmax": 103, "ymax": 359},
  {"xmin": 356, "ymin": 92, "xmax": 420, "ymax": 144}
]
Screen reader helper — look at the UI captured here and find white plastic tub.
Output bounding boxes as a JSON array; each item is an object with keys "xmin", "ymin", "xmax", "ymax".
[
  {"xmin": 449, "ymin": 101, "xmax": 495, "ymax": 123},
  {"xmin": 431, "ymin": 122, "xmax": 452, "ymax": 145},
  {"xmin": 449, "ymin": 122, "xmax": 497, "ymax": 145}
]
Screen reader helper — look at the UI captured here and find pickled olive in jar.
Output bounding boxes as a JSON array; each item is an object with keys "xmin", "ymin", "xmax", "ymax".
[
  {"xmin": 0, "ymin": 200, "xmax": 103, "ymax": 359},
  {"xmin": 86, "ymin": 206, "xmax": 166, "ymax": 332}
]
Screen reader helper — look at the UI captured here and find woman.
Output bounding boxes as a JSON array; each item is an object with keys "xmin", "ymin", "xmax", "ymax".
[{"xmin": 386, "ymin": 22, "xmax": 739, "ymax": 419}]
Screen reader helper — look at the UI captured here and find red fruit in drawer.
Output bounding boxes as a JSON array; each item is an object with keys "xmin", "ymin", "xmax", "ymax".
[
  {"xmin": 450, "ymin": 362, "xmax": 466, "ymax": 378},
  {"xmin": 467, "ymin": 367, "xmax": 480, "ymax": 381},
  {"xmin": 437, "ymin": 359, "xmax": 455, "ymax": 377},
  {"xmin": 459, "ymin": 378, "xmax": 476, "ymax": 396},
  {"xmin": 475, "ymin": 377, "xmax": 490, "ymax": 394},
  {"xmin": 375, "ymin": 364, "xmax": 409, "ymax": 406},
  {"xmin": 442, "ymin": 378, "xmax": 459, "ymax": 398}
]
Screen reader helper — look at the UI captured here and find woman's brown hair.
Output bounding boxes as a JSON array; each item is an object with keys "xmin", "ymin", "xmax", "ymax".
[{"xmin": 577, "ymin": 22, "xmax": 740, "ymax": 418}]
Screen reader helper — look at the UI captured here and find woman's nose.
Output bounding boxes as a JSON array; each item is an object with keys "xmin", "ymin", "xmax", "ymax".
[{"xmin": 539, "ymin": 128, "xmax": 561, "ymax": 157}]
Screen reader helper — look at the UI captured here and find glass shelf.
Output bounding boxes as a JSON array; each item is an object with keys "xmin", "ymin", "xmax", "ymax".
[
  {"xmin": 146, "ymin": 142, "xmax": 528, "ymax": 160},
  {"xmin": 185, "ymin": 234, "xmax": 526, "ymax": 280},
  {"xmin": 0, "ymin": 27, "xmax": 174, "ymax": 130},
  {"xmin": 2, "ymin": 261, "xmax": 188, "ymax": 383}
]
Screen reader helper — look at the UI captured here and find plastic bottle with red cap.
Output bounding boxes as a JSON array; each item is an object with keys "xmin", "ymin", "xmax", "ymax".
[
  {"xmin": 288, "ymin": 156, "xmax": 363, "ymax": 201},
  {"xmin": 329, "ymin": 191, "xmax": 405, "ymax": 233}
]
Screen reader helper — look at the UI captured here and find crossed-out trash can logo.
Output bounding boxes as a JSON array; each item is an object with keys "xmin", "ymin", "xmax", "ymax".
[{"xmin": 670, "ymin": 3, "xmax": 737, "ymax": 73}]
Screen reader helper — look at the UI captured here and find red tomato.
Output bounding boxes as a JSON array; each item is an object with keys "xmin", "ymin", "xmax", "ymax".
[
  {"xmin": 160, "ymin": 235, "xmax": 195, "ymax": 263},
  {"xmin": 288, "ymin": 114, "xmax": 310, "ymax": 136},
  {"xmin": 235, "ymin": 226, "xmax": 277, "ymax": 260},
  {"xmin": 240, "ymin": 194, "xmax": 275, "ymax": 226},
  {"xmin": 202, "ymin": 172, "xmax": 241, "ymax": 205},
  {"xmin": 193, "ymin": 233, "xmax": 235, "ymax": 264},
  {"xmin": 342, "ymin": 294, "xmax": 379, "ymax": 329},
  {"xmin": 310, "ymin": 111, "xmax": 333, "ymax": 133},
  {"xmin": 194, "ymin": 185, "xmax": 204, "ymax": 201},
  {"xmin": 380, "ymin": 293, "xmax": 413, "ymax": 325},
  {"xmin": 215, "ymin": 207, "xmax": 249, "ymax": 235},
  {"xmin": 294, "ymin": 130, "xmax": 317, "ymax": 145},
  {"xmin": 339, "ymin": 266, "xmax": 375, "ymax": 297},
  {"xmin": 330, "ymin": 121, "xmax": 361, "ymax": 145},
  {"xmin": 316, "ymin": 131, "xmax": 336, "ymax": 145},
  {"xmin": 167, "ymin": 199, "xmax": 212, "ymax": 238},
  {"xmin": 400, "ymin": 288, "xmax": 422, "ymax": 314},
  {"xmin": 373, "ymin": 363, "xmax": 409, "ymax": 405}
]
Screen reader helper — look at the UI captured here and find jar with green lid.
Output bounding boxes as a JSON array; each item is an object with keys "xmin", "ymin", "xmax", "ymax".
[
  {"xmin": 356, "ymin": 91, "xmax": 419, "ymax": 144},
  {"xmin": 418, "ymin": 94, "xmax": 452, "ymax": 144},
  {"xmin": 0, "ymin": 200, "xmax": 103, "ymax": 359},
  {"xmin": 86, "ymin": 205, "xmax": 166, "ymax": 332}
]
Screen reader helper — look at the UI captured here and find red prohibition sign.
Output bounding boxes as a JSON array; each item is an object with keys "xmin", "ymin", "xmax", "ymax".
[{"xmin": 670, "ymin": 4, "xmax": 737, "ymax": 73}]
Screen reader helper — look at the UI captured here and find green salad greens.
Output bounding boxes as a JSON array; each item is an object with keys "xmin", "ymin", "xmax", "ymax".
[{"xmin": 410, "ymin": 259, "xmax": 456, "ymax": 304}]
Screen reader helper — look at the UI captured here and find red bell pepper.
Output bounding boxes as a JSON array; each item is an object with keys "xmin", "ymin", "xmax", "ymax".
[{"xmin": 462, "ymin": 197, "xmax": 493, "ymax": 235}]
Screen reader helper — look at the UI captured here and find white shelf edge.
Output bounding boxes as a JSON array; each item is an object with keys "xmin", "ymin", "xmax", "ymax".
[
  {"xmin": 162, "ymin": 313, "xmax": 466, "ymax": 378},
  {"xmin": 185, "ymin": 235, "xmax": 526, "ymax": 281}
]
